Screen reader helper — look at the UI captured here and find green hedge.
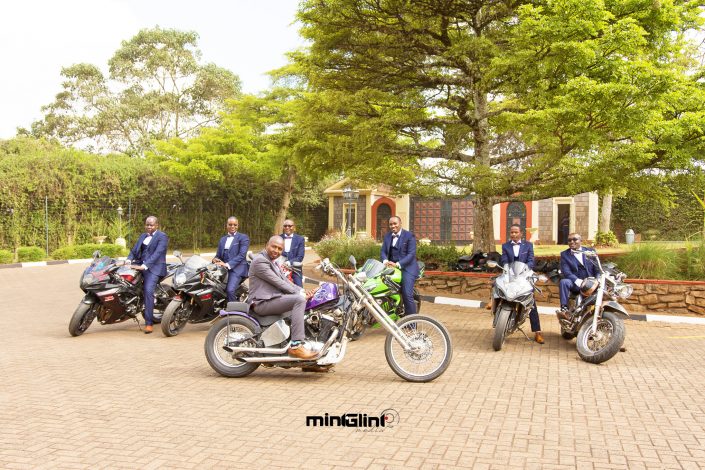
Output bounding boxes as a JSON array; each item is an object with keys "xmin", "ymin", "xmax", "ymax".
[
  {"xmin": 614, "ymin": 242, "xmax": 705, "ymax": 280},
  {"xmin": 315, "ymin": 234, "xmax": 462, "ymax": 271},
  {"xmin": 51, "ymin": 243, "xmax": 128, "ymax": 260},
  {"xmin": 0, "ymin": 249, "xmax": 13, "ymax": 264},
  {"xmin": 17, "ymin": 246, "xmax": 45, "ymax": 262}
]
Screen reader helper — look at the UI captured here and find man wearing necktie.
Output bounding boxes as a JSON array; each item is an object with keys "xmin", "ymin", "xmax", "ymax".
[
  {"xmin": 499, "ymin": 224, "xmax": 543, "ymax": 343},
  {"xmin": 214, "ymin": 217, "xmax": 250, "ymax": 302},
  {"xmin": 380, "ymin": 216, "xmax": 420, "ymax": 316},
  {"xmin": 280, "ymin": 219, "xmax": 305, "ymax": 287},
  {"xmin": 127, "ymin": 216, "xmax": 168, "ymax": 334},
  {"xmin": 557, "ymin": 233, "xmax": 599, "ymax": 319}
]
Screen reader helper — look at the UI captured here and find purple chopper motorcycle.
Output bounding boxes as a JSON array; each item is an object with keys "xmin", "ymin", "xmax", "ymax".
[{"xmin": 203, "ymin": 257, "xmax": 453, "ymax": 382}]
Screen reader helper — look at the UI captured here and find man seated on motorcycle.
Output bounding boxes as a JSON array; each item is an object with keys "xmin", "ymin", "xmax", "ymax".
[
  {"xmin": 248, "ymin": 236, "xmax": 317, "ymax": 360},
  {"xmin": 557, "ymin": 233, "xmax": 599, "ymax": 320},
  {"xmin": 499, "ymin": 224, "xmax": 544, "ymax": 344},
  {"xmin": 380, "ymin": 216, "xmax": 419, "ymax": 317}
]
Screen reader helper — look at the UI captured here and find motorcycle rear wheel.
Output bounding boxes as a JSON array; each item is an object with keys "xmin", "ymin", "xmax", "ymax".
[
  {"xmin": 204, "ymin": 317, "xmax": 260, "ymax": 378},
  {"xmin": 161, "ymin": 300, "xmax": 192, "ymax": 337},
  {"xmin": 492, "ymin": 305, "xmax": 513, "ymax": 351},
  {"xmin": 384, "ymin": 315, "xmax": 452, "ymax": 382},
  {"xmin": 68, "ymin": 302, "xmax": 97, "ymax": 337},
  {"xmin": 576, "ymin": 311, "xmax": 625, "ymax": 364}
]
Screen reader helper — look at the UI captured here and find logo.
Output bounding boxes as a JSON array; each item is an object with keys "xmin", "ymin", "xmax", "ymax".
[{"xmin": 306, "ymin": 408, "xmax": 399, "ymax": 431}]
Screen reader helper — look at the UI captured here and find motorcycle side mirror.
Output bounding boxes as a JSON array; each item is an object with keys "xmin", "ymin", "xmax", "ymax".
[
  {"xmin": 349, "ymin": 255, "xmax": 357, "ymax": 269},
  {"xmin": 207, "ymin": 264, "xmax": 218, "ymax": 272},
  {"xmin": 173, "ymin": 250, "xmax": 181, "ymax": 258},
  {"xmin": 92, "ymin": 250, "xmax": 101, "ymax": 259},
  {"xmin": 486, "ymin": 260, "xmax": 498, "ymax": 268},
  {"xmin": 292, "ymin": 261, "xmax": 303, "ymax": 268},
  {"xmin": 246, "ymin": 250, "xmax": 254, "ymax": 261}
]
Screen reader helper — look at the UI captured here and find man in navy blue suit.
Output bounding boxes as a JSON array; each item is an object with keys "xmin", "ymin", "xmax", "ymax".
[
  {"xmin": 280, "ymin": 219, "xmax": 305, "ymax": 287},
  {"xmin": 380, "ymin": 216, "xmax": 419, "ymax": 316},
  {"xmin": 213, "ymin": 217, "xmax": 250, "ymax": 302},
  {"xmin": 127, "ymin": 216, "xmax": 168, "ymax": 334},
  {"xmin": 557, "ymin": 232, "xmax": 599, "ymax": 320},
  {"xmin": 499, "ymin": 224, "xmax": 543, "ymax": 344}
]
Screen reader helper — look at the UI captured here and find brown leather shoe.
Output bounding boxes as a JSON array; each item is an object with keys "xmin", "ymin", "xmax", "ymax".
[
  {"xmin": 288, "ymin": 344, "xmax": 317, "ymax": 360},
  {"xmin": 144, "ymin": 325, "xmax": 153, "ymax": 334},
  {"xmin": 534, "ymin": 332, "xmax": 544, "ymax": 344},
  {"xmin": 485, "ymin": 303, "xmax": 492, "ymax": 310}
]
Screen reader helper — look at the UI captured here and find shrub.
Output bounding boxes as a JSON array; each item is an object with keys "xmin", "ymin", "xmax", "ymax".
[
  {"xmin": 51, "ymin": 243, "xmax": 128, "ymax": 260},
  {"xmin": 614, "ymin": 243, "xmax": 677, "ymax": 280},
  {"xmin": 17, "ymin": 246, "xmax": 45, "ymax": 262},
  {"xmin": 594, "ymin": 230, "xmax": 619, "ymax": 248},
  {"xmin": 416, "ymin": 244, "xmax": 461, "ymax": 271},
  {"xmin": 0, "ymin": 249, "xmax": 14, "ymax": 264},
  {"xmin": 676, "ymin": 241, "xmax": 705, "ymax": 281},
  {"xmin": 314, "ymin": 233, "xmax": 380, "ymax": 268}
]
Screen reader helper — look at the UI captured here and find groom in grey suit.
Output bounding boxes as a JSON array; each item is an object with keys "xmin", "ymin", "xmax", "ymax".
[{"xmin": 248, "ymin": 235, "xmax": 317, "ymax": 360}]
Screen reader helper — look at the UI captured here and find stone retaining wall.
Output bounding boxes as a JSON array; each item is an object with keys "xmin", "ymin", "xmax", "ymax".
[{"xmin": 417, "ymin": 273, "xmax": 705, "ymax": 315}]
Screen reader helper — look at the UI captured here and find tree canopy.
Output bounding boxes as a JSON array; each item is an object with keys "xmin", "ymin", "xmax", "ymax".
[
  {"xmin": 292, "ymin": 0, "xmax": 705, "ymax": 249},
  {"xmin": 28, "ymin": 27, "xmax": 242, "ymax": 156}
]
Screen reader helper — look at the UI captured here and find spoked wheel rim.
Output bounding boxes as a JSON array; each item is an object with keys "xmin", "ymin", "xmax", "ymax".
[
  {"xmin": 578, "ymin": 318, "xmax": 614, "ymax": 353},
  {"xmin": 211, "ymin": 323, "xmax": 255, "ymax": 370},
  {"xmin": 388, "ymin": 319, "xmax": 449, "ymax": 378}
]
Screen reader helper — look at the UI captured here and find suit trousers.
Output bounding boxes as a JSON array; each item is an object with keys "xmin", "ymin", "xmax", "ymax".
[
  {"xmin": 253, "ymin": 294, "xmax": 306, "ymax": 342},
  {"xmin": 559, "ymin": 278, "xmax": 581, "ymax": 307},
  {"xmin": 142, "ymin": 270, "xmax": 160, "ymax": 326},
  {"xmin": 528, "ymin": 304, "xmax": 541, "ymax": 332},
  {"xmin": 400, "ymin": 272, "xmax": 417, "ymax": 315},
  {"xmin": 226, "ymin": 274, "xmax": 243, "ymax": 302}
]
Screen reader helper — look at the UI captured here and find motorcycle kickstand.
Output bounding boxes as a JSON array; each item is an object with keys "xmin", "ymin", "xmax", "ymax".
[
  {"xmin": 133, "ymin": 316, "xmax": 143, "ymax": 332},
  {"xmin": 517, "ymin": 327, "xmax": 531, "ymax": 341}
]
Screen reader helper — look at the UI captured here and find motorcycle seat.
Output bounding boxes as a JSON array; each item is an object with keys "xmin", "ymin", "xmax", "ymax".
[{"xmin": 225, "ymin": 301, "xmax": 292, "ymax": 327}]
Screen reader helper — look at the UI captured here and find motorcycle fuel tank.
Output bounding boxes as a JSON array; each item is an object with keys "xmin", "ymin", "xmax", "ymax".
[{"xmin": 306, "ymin": 282, "xmax": 339, "ymax": 309}]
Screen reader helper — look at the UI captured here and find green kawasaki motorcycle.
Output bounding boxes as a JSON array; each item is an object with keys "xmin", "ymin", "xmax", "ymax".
[{"xmin": 348, "ymin": 257, "xmax": 424, "ymax": 340}]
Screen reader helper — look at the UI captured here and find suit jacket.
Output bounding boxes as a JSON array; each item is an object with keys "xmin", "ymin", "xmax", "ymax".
[
  {"xmin": 128, "ymin": 230, "xmax": 168, "ymax": 277},
  {"xmin": 215, "ymin": 232, "xmax": 250, "ymax": 277},
  {"xmin": 380, "ymin": 229, "xmax": 420, "ymax": 277},
  {"xmin": 500, "ymin": 240, "xmax": 535, "ymax": 269},
  {"xmin": 560, "ymin": 247, "xmax": 599, "ymax": 283},
  {"xmin": 280, "ymin": 233, "xmax": 305, "ymax": 264},
  {"xmin": 248, "ymin": 250, "xmax": 301, "ymax": 302}
]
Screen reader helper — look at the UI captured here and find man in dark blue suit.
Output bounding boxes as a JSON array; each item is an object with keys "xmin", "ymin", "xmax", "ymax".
[
  {"xmin": 213, "ymin": 217, "xmax": 250, "ymax": 302},
  {"xmin": 280, "ymin": 219, "xmax": 305, "ymax": 287},
  {"xmin": 557, "ymin": 232, "xmax": 599, "ymax": 319},
  {"xmin": 499, "ymin": 224, "xmax": 543, "ymax": 343},
  {"xmin": 380, "ymin": 216, "xmax": 419, "ymax": 316},
  {"xmin": 127, "ymin": 216, "xmax": 168, "ymax": 334}
]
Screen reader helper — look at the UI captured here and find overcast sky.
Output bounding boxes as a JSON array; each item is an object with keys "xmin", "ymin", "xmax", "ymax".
[{"xmin": 0, "ymin": 0, "xmax": 305, "ymax": 138}]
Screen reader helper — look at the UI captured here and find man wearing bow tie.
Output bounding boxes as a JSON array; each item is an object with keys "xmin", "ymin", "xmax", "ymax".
[
  {"xmin": 214, "ymin": 217, "xmax": 250, "ymax": 302},
  {"xmin": 499, "ymin": 224, "xmax": 543, "ymax": 343},
  {"xmin": 557, "ymin": 233, "xmax": 599, "ymax": 320},
  {"xmin": 280, "ymin": 219, "xmax": 305, "ymax": 287},
  {"xmin": 127, "ymin": 216, "xmax": 168, "ymax": 334},
  {"xmin": 380, "ymin": 216, "xmax": 420, "ymax": 316}
]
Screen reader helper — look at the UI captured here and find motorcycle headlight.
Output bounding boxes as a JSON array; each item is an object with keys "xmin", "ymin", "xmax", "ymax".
[
  {"xmin": 81, "ymin": 274, "xmax": 94, "ymax": 287},
  {"xmin": 174, "ymin": 273, "xmax": 187, "ymax": 286},
  {"xmin": 614, "ymin": 284, "xmax": 633, "ymax": 299}
]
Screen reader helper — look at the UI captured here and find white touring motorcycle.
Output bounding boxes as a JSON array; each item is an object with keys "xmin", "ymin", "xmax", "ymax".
[{"xmin": 204, "ymin": 257, "xmax": 452, "ymax": 382}]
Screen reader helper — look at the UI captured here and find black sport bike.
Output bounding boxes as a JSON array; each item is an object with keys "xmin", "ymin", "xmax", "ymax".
[{"xmin": 69, "ymin": 251, "xmax": 177, "ymax": 336}]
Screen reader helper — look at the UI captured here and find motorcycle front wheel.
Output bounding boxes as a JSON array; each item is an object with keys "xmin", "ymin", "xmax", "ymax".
[
  {"xmin": 384, "ymin": 315, "xmax": 452, "ymax": 382},
  {"xmin": 204, "ymin": 317, "xmax": 260, "ymax": 378},
  {"xmin": 161, "ymin": 300, "xmax": 193, "ymax": 337},
  {"xmin": 576, "ymin": 311, "xmax": 625, "ymax": 364},
  {"xmin": 492, "ymin": 304, "xmax": 513, "ymax": 351},
  {"xmin": 68, "ymin": 301, "xmax": 97, "ymax": 337}
]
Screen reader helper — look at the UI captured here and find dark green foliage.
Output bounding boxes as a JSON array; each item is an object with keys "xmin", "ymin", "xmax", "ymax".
[
  {"xmin": 594, "ymin": 231, "xmax": 619, "ymax": 248},
  {"xmin": 614, "ymin": 242, "xmax": 705, "ymax": 280},
  {"xmin": 314, "ymin": 235, "xmax": 380, "ymax": 268},
  {"xmin": 416, "ymin": 244, "xmax": 462, "ymax": 271},
  {"xmin": 51, "ymin": 244, "xmax": 128, "ymax": 260},
  {"xmin": 0, "ymin": 249, "xmax": 13, "ymax": 264},
  {"xmin": 17, "ymin": 246, "xmax": 45, "ymax": 262}
]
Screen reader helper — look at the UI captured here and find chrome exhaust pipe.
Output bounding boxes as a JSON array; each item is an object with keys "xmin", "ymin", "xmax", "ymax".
[{"xmin": 236, "ymin": 328, "xmax": 339, "ymax": 363}]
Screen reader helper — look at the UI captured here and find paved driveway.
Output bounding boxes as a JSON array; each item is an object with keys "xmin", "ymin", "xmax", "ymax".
[{"xmin": 1, "ymin": 264, "xmax": 705, "ymax": 469}]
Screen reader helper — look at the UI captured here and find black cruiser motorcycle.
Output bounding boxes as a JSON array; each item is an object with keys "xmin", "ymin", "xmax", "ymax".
[{"xmin": 68, "ymin": 251, "xmax": 177, "ymax": 336}]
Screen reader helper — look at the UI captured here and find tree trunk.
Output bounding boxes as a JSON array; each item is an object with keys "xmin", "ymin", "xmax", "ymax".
[
  {"xmin": 273, "ymin": 166, "xmax": 296, "ymax": 235},
  {"xmin": 473, "ymin": 195, "xmax": 496, "ymax": 252},
  {"xmin": 599, "ymin": 190, "xmax": 613, "ymax": 233}
]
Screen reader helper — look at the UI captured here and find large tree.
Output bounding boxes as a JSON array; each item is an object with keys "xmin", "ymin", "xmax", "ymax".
[
  {"xmin": 292, "ymin": 0, "xmax": 705, "ymax": 250},
  {"xmin": 28, "ymin": 27, "xmax": 241, "ymax": 156}
]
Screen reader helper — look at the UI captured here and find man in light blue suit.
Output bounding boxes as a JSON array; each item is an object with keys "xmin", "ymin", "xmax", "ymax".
[
  {"xmin": 127, "ymin": 216, "xmax": 168, "ymax": 334},
  {"xmin": 499, "ymin": 224, "xmax": 543, "ymax": 343},
  {"xmin": 380, "ymin": 216, "xmax": 419, "ymax": 316},
  {"xmin": 557, "ymin": 232, "xmax": 599, "ymax": 319},
  {"xmin": 280, "ymin": 219, "xmax": 306, "ymax": 287},
  {"xmin": 214, "ymin": 217, "xmax": 250, "ymax": 302}
]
